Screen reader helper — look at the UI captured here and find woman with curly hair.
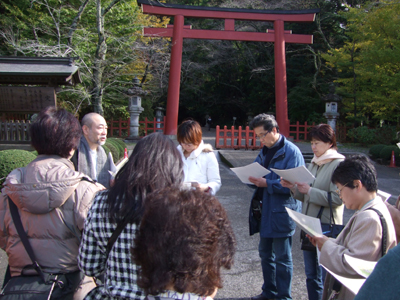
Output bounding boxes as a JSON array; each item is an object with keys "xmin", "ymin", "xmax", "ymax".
[
  {"xmin": 78, "ymin": 133, "xmax": 184, "ymax": 300},
  {"xmin": 131, "ymin": 187, "xmax": 236, "ymax": 300}
]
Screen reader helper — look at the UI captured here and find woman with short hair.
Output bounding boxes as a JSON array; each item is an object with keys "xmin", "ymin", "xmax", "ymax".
[
  {"xmin": 281, "ymin": 124, "xmax": 345, "ymax": 300},
  {"xmin": 78, "ymin": 133, "xmax": 184, "ymax": 300},
  {"xmin": 308, "ymin": 155, "xmax": 396, "ymax": 300},
  {"xmin": 131, "ymin": 187, "xmax": 236, "ymax": 300},
  {"xmin": 0, "ymin": 106, "xmax": 104, "ymax": 299},
  {"xmin": 177, "ymin": 120, "xmax": 221, "ymax": 195}
]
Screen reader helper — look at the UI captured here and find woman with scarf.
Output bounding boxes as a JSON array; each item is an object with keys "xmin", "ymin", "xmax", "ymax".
[{"xmin": 281, "ymin": 124, "xmax": 345, "ymax": 300}]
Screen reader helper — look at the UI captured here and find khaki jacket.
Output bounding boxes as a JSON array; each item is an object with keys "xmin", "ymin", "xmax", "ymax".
[
  {"xmin": 292, "ymin": 158, "xmax": 344, "ymax": 224},
  {"xmin": 320, "ymin": 198, "xmax": 397, "ymax": 300},
  {"xmin": 0, "ymin": 155, "xmax": 103, "ymax": 276}
]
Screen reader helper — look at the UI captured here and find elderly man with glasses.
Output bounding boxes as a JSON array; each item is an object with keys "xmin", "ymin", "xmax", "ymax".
[{"xmin": 248, "ymin": 114, "xmax": 305, "ymax": 300}]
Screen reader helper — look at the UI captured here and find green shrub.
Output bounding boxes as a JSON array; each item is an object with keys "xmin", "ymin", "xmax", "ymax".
[
  {"xmin": 347, "ymin": 127, "xmax": 376, "ymax": 146},
  {"xmin": 347, "ymin": 126, "xmax": 397, "ymax": 146},
  {"xmin": 0, "ymin": 150, "xmax": 37, "ymax": 186},
  {"xmin": 379, "ymin": 145, "xmax": 400, "ymax": 160},
  {"xmin": 109, "ymin": 138, "xmax": 126, "ymax": 150},
  {"xmin": 102, "ymin": 144, "xmax": 110, "ymax": 156},
  {"xmin": 104, "ymin": 142, "xmax": 119, "ymax": 162},
  {"xmin": 369, "ymin": 144, "xmax": 387, "ymax": 158},
  {"xmin": 107, "ymin": 138, "xmax": 124, "ymax": 159}
]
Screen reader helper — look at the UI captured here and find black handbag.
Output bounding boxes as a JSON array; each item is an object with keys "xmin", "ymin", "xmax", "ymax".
[
  {"xmin": 0, "ymin": 197, "xmax": 65, "ymax": 300},
  {"xmin": 301, "ymin": 192, "xmax": 345, "ymax": 251}
]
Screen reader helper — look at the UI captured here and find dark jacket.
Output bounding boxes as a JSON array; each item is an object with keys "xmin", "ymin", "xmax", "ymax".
[{"xmin": 249, "ymin": 136, "xmax": 305, "ymax": 237}]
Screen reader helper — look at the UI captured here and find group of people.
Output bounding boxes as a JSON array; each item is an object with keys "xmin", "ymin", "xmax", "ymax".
[
  {"xmin": 0, "ymin": 107, "xmax": 224, "ymax": 300},
  {"xmin": 247, "ymin": 114, "xmax": 398, "ymax": 300},
  {"xmin": 0, "ymin": 107, "xmax": 399, "ymax": 300}
]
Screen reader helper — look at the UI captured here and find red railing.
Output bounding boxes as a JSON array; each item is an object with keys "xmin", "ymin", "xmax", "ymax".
[
  {"xmin": 215, "ymin": 122, "xmax": 318, "ymax": 150},
  {"xmin": 289, "ymin": 121, "xmax": 315, "ymax": 142},
  {"xmin": 107, "ymin": 117, "xmax": 165, "ymax": 138},
  {"xmin": 215, "ymin": 126, "xmax": 262, "ymax": 150}
]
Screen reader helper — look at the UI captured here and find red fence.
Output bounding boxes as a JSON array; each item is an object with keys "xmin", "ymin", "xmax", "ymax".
[
  {"xmin": 107, "ymin": 117, "xmax": 165, "ymax": 138},
  {"xmin": 215, "ymin": 122, "xmax": 319, "ymax": 150}
]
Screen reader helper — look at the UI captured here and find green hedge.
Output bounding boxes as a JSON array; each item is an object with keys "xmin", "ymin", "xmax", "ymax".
[
  {"xmin": 379, "ymin": 145, "xmax": 400, "ymax": 160},
  {"xmin": 107, "ymin": 138, "xmax": 124, "ymax": 159},
  {"xmin": 347, "ymin": 126, "xmax": 397, "ymax": 146},
  {"xmin": 369, "ymin": 144, "xmax": 387, "ymax": 159},
  {"xmin": 0, "ymin": 150, "xmax": 37, "ymax": 186}
]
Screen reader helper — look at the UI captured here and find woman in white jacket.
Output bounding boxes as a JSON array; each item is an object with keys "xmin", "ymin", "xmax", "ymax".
[{"xmin": 177, "ymin": 120, "xmax": 221, "ymax": 195}]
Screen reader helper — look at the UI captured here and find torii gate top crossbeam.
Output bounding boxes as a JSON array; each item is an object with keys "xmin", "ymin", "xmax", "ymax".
[{"xmin": 137, "ymin": 0, "xmax": 320, "ymax": 22}]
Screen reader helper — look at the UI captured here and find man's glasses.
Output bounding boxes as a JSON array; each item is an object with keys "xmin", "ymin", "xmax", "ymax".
[{"xmin": 255, "ymin": 131, "xmax": 270, "ymax": 140}]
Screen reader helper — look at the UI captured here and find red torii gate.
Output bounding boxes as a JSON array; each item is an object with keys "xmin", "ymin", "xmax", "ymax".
[{"xmin": 137, "ymin": 0, "xmax": 319, "ymax": 137}]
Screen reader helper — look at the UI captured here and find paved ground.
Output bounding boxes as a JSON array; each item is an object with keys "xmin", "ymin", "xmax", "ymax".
[{"xmin": 1, "ymin": 129, "xmax": 399, "ymax": 300}]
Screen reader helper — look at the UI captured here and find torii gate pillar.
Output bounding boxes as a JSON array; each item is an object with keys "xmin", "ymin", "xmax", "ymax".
[
  {"xmin": 165, "ymin": 15, "xmax": 184, "ymax": 137},
  {"xmin": 138, "ymin": 0, "xmax": 319, "ymax": 137},
  {"xmin": 274, "ymin": 20, "xmax": 289, "ymax": 135}
]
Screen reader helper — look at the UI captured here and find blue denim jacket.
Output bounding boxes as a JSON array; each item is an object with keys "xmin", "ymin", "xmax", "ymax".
[{"xmin": 249, "ymin": 136, "xmax": 305, "ymax": 237}]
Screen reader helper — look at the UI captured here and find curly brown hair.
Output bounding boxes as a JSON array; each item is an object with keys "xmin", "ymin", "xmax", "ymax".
[{"xmin": 131, "ymin": 187, "xmax": 236, "ymax": 296}]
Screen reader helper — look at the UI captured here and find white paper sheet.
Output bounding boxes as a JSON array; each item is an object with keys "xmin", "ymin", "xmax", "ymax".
[
  {"xmin": 108, "ymin": 152, "xmax": 128, "ymax": 178},
  {"xmin": 322, "ymin": 265, "xmax": 365, "ymax": 295},
  {"xmin": 230, "ymin": 162, "xmax": 271, "ymax": 184},
  {"xmin": 271, "ymin": 166, "xmax": 315, "ymax": 184},
  {"xmin": 344, "ymin": 254, "xmax": 377, "ymax": 279},
  {"xmin": 377, "ymin": 189, "xmax": 391, "ymax": 202},
  {"xmin": 285, "ymin": 207, "xmax": 323, "ymax": 237}
]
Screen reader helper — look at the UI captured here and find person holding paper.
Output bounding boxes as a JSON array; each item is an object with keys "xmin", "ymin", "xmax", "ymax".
[
  {"xmin": 247, "ymin": 114, "xmax": 305, "ymax": 300},
  {"xmin": 307, "ymin": 155, "xmax": 396, "ymax": 300},
  {"xmin": 281, "ymin": 124, "xmax": 345, "ymax": 300},
  {"xmin": 177, "ymin": 119, "xmax": 221, "ymax": 195}
]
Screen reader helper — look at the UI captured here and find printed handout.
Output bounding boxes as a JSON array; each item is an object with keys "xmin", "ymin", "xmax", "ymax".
[
  {"xmin": 344, "ymin": 254, "xmax": 377, "ymax": 279},
  {"xmin": 322, "ymin": 265, "xmax": 366, "ymax": 295},
  {"xmin": 271, "ymin": 166, "xmax": 315, "ymax": 184},
  {"xmin": 285, "ymin": 207, "xmax": 323, "ymax": 237},
  {"xmin": 377, "ymin": 189, "xmax": 391, "ymax": 202},
  {"xmin": 230, "ymin": 162, "xmax": 271, "ymax": 185}
]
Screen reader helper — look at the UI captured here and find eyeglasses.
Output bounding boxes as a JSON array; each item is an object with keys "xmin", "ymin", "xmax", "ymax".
[
  {"xmin": 336, "ymin": 181, "xmax": 351, "ymax": 196},
  {"xmin": 255, "ymin": 131, "xmax": 270, "ymax": 140}
]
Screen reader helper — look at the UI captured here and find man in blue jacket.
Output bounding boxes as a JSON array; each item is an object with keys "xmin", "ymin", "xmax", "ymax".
[{"xmin": 248, "ymin": 114, "xmax": 304, "ymax": 300}]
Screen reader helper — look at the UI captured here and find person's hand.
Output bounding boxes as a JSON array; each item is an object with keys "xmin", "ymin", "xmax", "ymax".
[
  {"xmin": 296, "ymin": 182, "xmax": 311, "ymax": 194},
  {"xmin": 281, "ymin": 178, "xmax": 295, "ymax": 189},
  {"xmin": 197, "ymin": 183, "xmax": 211, "ymax": 193},
  {"xmin": 307, "ymin": 234, "xmax": 329, "ymax": 251},
  {"xmin": 249, "ymin": 176, "xmax": 268, "ymax": 188}
]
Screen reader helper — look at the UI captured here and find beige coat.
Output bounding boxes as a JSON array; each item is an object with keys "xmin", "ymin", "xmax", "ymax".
[
  {"xmin": 292, "ymin": 158, "xmax": 344, "ymax": 224},
  {"xmin": 320, "ymin": 198, "xmax": 397, "ymax": 300},
  {"xmin": 0, "ymin": 155, "xmax": 103, "ymax": 276}
]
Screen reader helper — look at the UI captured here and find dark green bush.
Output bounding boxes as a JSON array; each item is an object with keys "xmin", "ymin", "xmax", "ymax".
[
  {"xmin": 107, "ymin": 138, "xmax": 124, "ymax": 159},
  {"xmin": 369, "ymin": 144, "xmax": 387, "ymax": 158},
  {"xmin": 379, "ymin": 145, "xmax": 400, "ymax": 160},
  {"xmin": 104, "ymin": 141, "xmax": 119, "ymax": 162},
  {"xmin": 102, "ymin": 144, "xmax": 110, "ymax": 157},
  {"xmin": 109, "ymin": 138, "xmax": 126, "ymax": 150},
  {"xmin": 347, "ymin": 126, "xmax": 397, "ymax": 146},
  {"xmin": 0, "ymin": 150, "xmax": 37, "ymax": 186}
]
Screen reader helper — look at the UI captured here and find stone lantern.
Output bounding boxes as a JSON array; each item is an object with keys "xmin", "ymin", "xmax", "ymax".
[
  {"xmin": 322, "ymin": 83, "xmax": 341, "ymax": 133},
  {"xmin": 155, "ymin": 107, "xmax": 165, "ymax": 132},
  {"xmin": 125, "ymin": 76, "xmax": 146, "ymax": 142}
]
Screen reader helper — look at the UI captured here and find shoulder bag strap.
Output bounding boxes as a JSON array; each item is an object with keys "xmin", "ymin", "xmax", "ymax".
[
  {"xmin": 327, "ymin": 191, "xmax": 336, "ymax": 225},
  {"xmin": 367, "ymin": 207, "xmax": 388, "ymax": 257},
  {"xmin": 7, "ymin": 196, "xmax": 47, "ymax": 282},
  {"xmin": 106, "ymin": 217, "xmax": 130, "ymax": 259}
]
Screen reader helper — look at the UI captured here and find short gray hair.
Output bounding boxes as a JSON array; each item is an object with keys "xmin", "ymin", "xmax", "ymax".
[{"xmin": 249, "ymin": 113, "xmax": 279, "ymax": 132}]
